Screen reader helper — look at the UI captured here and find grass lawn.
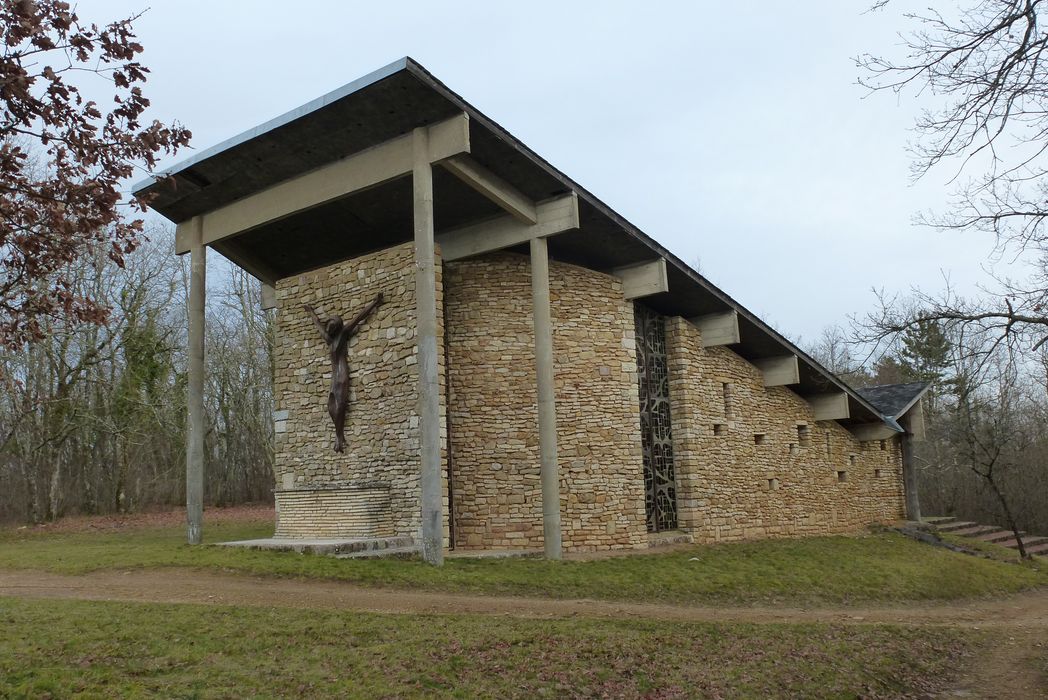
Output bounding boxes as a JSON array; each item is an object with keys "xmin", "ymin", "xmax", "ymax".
[
  {"xmin": 0, "ymin": 515, "xmax": 1044, "ymax": 606},
  {"xmin": 0, "ymin": 596, "xmax": 974, "ymax": 699}
]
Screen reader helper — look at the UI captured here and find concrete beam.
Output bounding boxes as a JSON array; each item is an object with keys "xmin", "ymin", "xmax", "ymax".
[
  {"xmin": 807, "ymin": 392, "xmax": 850, "ymax": 421},
  {"xmin": 847, "ymin": 423, "xmax": 899, "ymax": 442},
  {"xmin": 899, "ymin": 397, "xmax": 925, "ymax": 520},
  {"xmin": 185, "ymin": 216, "xmax": 206, "ymax": 545},
  {"xmin": 175, "ymin": 113, "xmax": 470, "ymax": 254},
  {"xmin": 754, "ymin": 355, "xmax": 799, "ymax": 387},
  {"xmin": 901, "ymin": 432, "xmax": 920, "ymax": 520},
  {"xmin": 440, "ymin": 155, "xmax": 537, "ymax": 224},
  {"xmin": 436, "ymin": 193, "xmax": 579, "ymax": 261},
  {"xmin": 413, "ymin": 127, "xmax": 444, "ymax": 566},
  {"xmin": 689, "ymin": 310, "xmax": 740, "ymax": 347},
  {"xmin": 900, "ymin": 398, "xmax": 926, "ymax": 440},
  {"xmin": 611, "ymin": 258, "xmax": 669, "ymax": 300},
  {"xmin": 261, "ymin": 282, "xmax": 276, "ymax": 311},
  {"xmin": 530, "ymin": 236, "xmax": 562, "ymax": 560},
  {"xmin": 210, "ymin": 241, "xmax": 280, "ymax": 286}
]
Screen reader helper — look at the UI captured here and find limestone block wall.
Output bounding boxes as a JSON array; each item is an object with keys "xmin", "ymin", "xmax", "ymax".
[
  {"xmin": 272, "ymin": 242, "xmax": 447, "ymax": 541},
  {"xmin": 665, "ymin": 316, "xmax": 905, "ymax": 543},
  {"xmin": 445, "ymin": 252, "xmax": 648, "ymax": 551},
  {"xmin": 274, "ymin": 485, "xmax": 394, "ymax": 539}
]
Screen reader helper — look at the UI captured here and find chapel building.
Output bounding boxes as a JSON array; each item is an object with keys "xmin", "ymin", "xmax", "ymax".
[{"xmin": 135, "ymin": 59, "xmax": 926, "ymax": 561}]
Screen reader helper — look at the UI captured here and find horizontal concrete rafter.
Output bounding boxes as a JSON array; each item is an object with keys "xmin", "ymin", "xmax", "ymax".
[
  {"xmin": 611, "ymin": 259, "xmax": 669, "ymax": 300},
  {"xmin": 689, "ymin": 310, "xmax": 740, "ymax": 347},
  {"xmin": 807, "ymin": 392, "xmax": 850, "ymax": 421},
  {"xmin": 754, "ymin": 355, "xmax": 800, "ymax": 387},
  {"xmin": 436, "ymin": 193, "xmax": 579, "ymax": 262},
  {"xmin": 848, "ymin": 423, "xmax": 899, "ymax": 442},
  {"xmin": 174, "ymin": 113, "xmax": 471, "ymax": 254},
  {"xmin": 439, "ymin": 155, "xmax": 537, "ymax": 224}
]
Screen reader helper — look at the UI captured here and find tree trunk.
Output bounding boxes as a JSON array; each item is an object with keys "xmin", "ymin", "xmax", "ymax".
[{"xmin": 985, "ymin": 476, "xmax": 1029, "ymax": 559}]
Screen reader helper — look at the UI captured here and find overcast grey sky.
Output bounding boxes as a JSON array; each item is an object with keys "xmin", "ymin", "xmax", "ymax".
[{"xmin": 101, "ymin": 0, "xmax": 995, "ymax": 343}]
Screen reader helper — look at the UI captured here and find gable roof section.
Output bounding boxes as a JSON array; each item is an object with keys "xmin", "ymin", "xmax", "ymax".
[
  {"xmin": 134, "ymin": 57, "xmax": 897, "ymax": 431},
  {"xmin": 856, "ymin": 382, "xmax": 930, "ymax": 420}
]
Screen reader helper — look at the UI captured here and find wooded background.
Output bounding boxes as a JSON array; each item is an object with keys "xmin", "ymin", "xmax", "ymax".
[
  {"xmin": 810, "ymin": 321, "xmax": 1048, "ymax": 537},
  {"xmin": 0, "ymin": 231, "xmax": 274, "ymax": 523},
  {"xmin": 3, "ymin": 225, "xmax": 1045, "ymax": 537},
  {"xmin": 1, "ymin": 2, "xmax": 1044, "ymax": 540}
]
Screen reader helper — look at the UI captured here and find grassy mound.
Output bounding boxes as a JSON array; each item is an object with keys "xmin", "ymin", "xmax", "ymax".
[{"xmin": 1, "ymin": 515, "xmax": 1044, "ymax": 605}]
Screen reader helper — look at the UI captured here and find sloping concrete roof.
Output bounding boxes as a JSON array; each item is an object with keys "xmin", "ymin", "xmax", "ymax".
[
  {"xmin": 856, "ymin": 382, "xmax": 930, "ymax": 420},
  {"xmin": 134, "ymin": 57, "xmax": 897, "ymax": 430}
]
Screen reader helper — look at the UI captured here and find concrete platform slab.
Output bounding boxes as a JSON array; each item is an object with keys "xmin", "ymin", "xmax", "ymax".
[
  {"xmin": 445, "ymin": 548, "xmax": 543, "ymax": 560},
  {"xmin": 217, "ymin": 536, "xmax": 414, "ymax": 556}
]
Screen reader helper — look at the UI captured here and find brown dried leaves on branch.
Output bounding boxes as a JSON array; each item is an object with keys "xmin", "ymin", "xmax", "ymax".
[{"xmin": 0, "ymin": 0, "xmax": 191, "ymax": 348}]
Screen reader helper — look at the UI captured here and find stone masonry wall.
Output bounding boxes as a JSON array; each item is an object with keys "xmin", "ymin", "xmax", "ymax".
[
  {"xmin": 665, "ymin": 316, "xmax": 906, "ymax": 542},
  {"xmin": 274, "ymin": 485, "xmax": 394, "ymax": 539},
  {"xmin": 445, "ymin": 252, "xmax": 648, "ymax": 551},
  {"xmin": 272, "ymin": 242, "xmax": 447, "ymax": 541}
]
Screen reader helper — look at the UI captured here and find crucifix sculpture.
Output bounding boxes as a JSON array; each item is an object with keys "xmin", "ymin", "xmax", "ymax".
[{"xmin": 304, "ymin": 293, "xmax": 384, "ymax": 453}]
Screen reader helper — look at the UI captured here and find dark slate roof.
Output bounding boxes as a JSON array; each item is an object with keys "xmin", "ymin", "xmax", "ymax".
[{"xmin": 856, "ymin": 382, "xmax": 930, "ymax": 419}]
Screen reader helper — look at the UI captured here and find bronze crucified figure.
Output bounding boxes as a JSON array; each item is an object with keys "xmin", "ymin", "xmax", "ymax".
[{"xmin": 304, "ymin": 293, "xmax": 383, "ymax": 453}]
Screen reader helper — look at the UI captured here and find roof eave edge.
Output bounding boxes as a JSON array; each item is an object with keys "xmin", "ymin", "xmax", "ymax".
[{"xmin": 130, "ymin": 56, "xmax": 414, "ymax": 197}]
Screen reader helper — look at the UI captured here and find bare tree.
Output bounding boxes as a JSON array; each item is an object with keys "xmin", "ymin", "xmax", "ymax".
[
  {"xmin": 0, "ymin": 229, "xmax": 276, "ymax": 524},
  {"xmin": 859, "ymin": 1, "xmax": 1048, "ymax": 349}
]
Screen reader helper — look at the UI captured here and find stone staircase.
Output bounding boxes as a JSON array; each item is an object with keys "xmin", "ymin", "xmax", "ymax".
[{"xmin": 925, "ymin": 516, "xmax": 1048, "ymax": 557}]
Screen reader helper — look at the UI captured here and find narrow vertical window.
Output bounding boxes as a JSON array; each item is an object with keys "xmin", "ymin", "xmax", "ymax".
[
  {"xmin": 722, "ymin": 382, "xmax": 734, "ymax": 420},
  {"xmin": 797, "ymin": 424, "xmax": 811, "ymax": 448}
]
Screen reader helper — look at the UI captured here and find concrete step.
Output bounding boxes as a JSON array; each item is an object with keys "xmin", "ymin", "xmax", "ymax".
[
  {"xmin": 335, "ymin": 545, "xmax": 420, "ymax": 560},
  {"xmin": 923, "ymin": 516, "xmax": 957, "ymax": 525},
  {"xmin": 217, "ymin": 535, "xmax": 415, "ymax": 556},
  {"xmin": 1003, "ymin": 536, "xmax": 1048, "ymax": 550},
  {"xmin": 974, "ymin": 529, "xmax": 1023, "ymax": 543},
  {"xmin": 936, "ymin": 521, "xmax": 979, "ymax": 533},
  {"xmin": 950, "ymin": 525, "xmax": 1002, "ymax": 538},
  {"xmin": 1028, "ymin": 542, "xmax": 1048, "ymax": 556}
]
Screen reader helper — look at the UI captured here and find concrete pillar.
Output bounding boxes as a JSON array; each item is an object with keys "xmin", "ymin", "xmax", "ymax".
[
  {"xmin": 413, "ymin": 127, "xmax": 444, "ymax": 566},
  {"xmin": 901, "ymin": 432, "xmax": 921, "ymax": 522},
  {"xmin": 530, "ymin": 236, "xmax": 562, "ymax": 559},
  {"xmin": 186, "ymin": 216, "xmax": 206, "ymax": 545}
]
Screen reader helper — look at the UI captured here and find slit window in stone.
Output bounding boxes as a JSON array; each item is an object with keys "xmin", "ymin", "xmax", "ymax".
[
  {"xmin": 722, "ymin": 382, "xmax": 734, "ymax": 420},
  {"xmin": 797, "ymin": 424, "xmax": 811, "ymax": 448}
]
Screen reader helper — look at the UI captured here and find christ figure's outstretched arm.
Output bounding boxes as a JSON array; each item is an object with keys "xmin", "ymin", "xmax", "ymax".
[
  {"xmin": 303, "ymin": 303, "xmax": 333, "ymax": 343},
  {"xmin": 339, "ymin": 293, "xmax": 384, "ymax": 345}
]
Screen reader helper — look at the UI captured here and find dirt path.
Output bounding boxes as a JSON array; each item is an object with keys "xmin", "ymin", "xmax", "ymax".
[
  {"xmin": 0, "ymin": 567, "xmax": 1046, "ymax": 628},
  {"xmin": 1, "ymin": 568, "xmax": 1045, "ymax": 695}
]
